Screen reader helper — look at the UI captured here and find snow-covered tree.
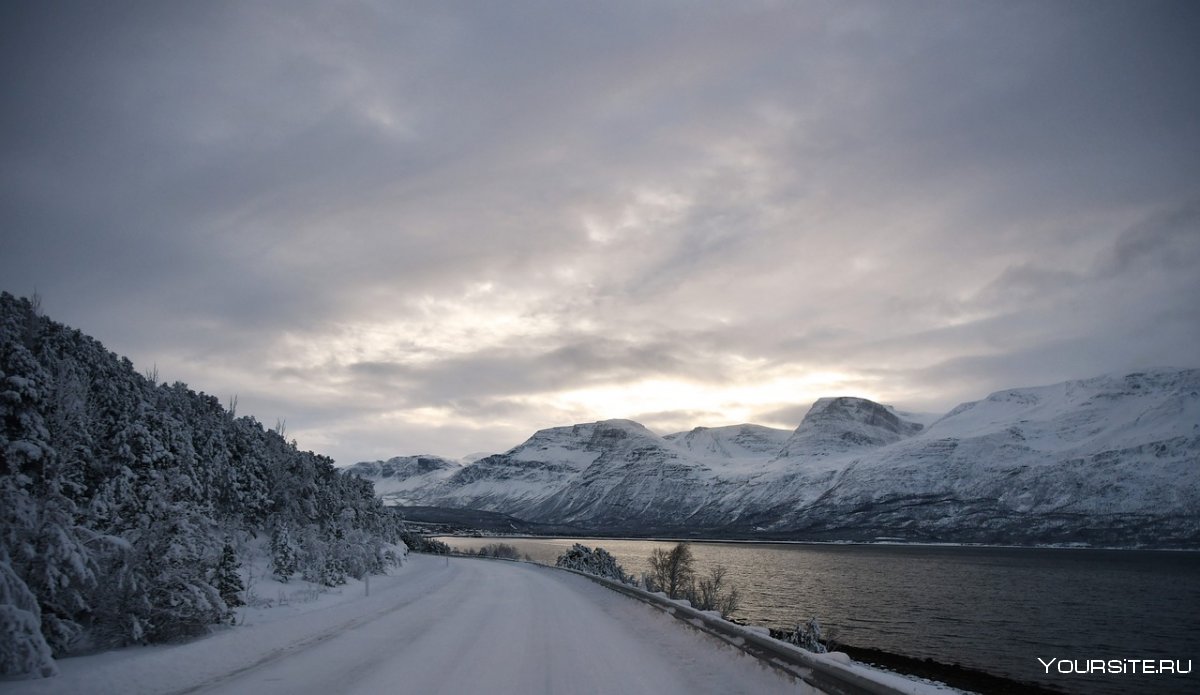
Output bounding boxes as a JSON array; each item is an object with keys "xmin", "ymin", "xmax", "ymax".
[
  {"xmin": 0, "ymin": 546, "xmax": 57, "ymax": 678},
  {"xmin": 787, "ymin": 617, "xmax": 828, "ymax": 653},
  {"xmin": 0, "ymin": 292, "xmax": 402, "ymax": 676},
  {"xmin": 556, "ymin": 543, "xmax": 631, "ymax": 584},
  {"xmin": 271, "ymin": 523, "xmax": 298, "ymax": 582},
  {"xmin": 214, "ymin": 542, "xmax": 244, "ymax": 619},
  {"xmin": 0, "ymin": 316, "xmax": 96, "ymax": 664},
  {"xmin": 399, "ymin": 531, "xmax": 450, "ymax": 554}
]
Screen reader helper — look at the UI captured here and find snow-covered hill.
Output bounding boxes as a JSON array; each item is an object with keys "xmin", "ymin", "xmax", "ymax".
[{"xmin": 348, "ymin": 369, "xmax": 1200, "ymax": 547}]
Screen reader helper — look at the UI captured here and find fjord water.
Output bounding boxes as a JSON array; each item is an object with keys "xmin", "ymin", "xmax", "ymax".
[{"xmin": 439, "ymin": 538, "xmax": 1199, "ymax": 694}]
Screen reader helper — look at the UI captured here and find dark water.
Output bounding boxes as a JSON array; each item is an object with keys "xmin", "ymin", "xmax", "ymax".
[{"xmin": 438, "ymin": 537, "xmax": 1199, "ymax": 694}]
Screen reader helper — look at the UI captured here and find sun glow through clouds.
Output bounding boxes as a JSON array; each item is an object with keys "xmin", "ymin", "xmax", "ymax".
[
  {"xmin": 5, "ymin": 2, "xmax": 1195, "ymax": 465},
  {"xmin": 547, "ymin": 370, "xmax": 868, "ymax": 429}
]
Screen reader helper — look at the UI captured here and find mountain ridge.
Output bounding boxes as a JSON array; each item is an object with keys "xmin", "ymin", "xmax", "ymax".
[{"xmin": 347, "ymin": 368, "xmax": 1200, "ymax": 547}]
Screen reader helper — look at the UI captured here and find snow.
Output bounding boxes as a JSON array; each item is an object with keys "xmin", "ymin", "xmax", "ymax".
[
  {"xmin": 347, "ymin": 369, "xmax": 1200, "ymax": 543},
  {"xmin": 664, "ymin": 424, "xmax": 793, "ymax": 475},
  {"xmin": 1, "ymin": 555, "xmax": 854, "ymax": 695},
  {"xmin": 3, "ymin": 442, "xmax": 43, "ymax": 462},
  {"xmin": 924, "ymin": 369, "xmax": 1200, "ymax": 455},
  {"xmin": 343, "ymin": 456, "xmax": 461, "ymax": 505},
  {"xmin": 503, "ymin": 422, "xmax": 611, "ymax": 469}
]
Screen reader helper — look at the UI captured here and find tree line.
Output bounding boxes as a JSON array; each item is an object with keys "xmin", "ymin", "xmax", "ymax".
[{"xmin": 0, "ymin": 293, "xmax": 403, "ymax": 678}]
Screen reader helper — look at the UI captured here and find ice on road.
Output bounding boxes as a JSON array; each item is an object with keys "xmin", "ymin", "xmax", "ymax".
[{"xmin": 4, "ymin": 555, "xmax": 813, "ymax": 695}]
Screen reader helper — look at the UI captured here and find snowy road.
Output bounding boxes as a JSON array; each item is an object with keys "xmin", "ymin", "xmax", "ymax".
[
  {"xmin": 194, "ymin": 555, "xmax": 811, "ymax": 695},
  {"xmin": 4, "ymin": 555, "xmax": 813, "ymax": 695}
]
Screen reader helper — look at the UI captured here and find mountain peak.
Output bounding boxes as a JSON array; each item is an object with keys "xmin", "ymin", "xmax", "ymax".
[
  {"xmin": 591, "ymin": 418, "xmax": 658, "ymax": 436},
  {"xmin": 802, "ymin": 397, "xmax": 925, "ymax": 435},
  {"xmin": 777, "ymin": 396, "xmax": 924, "ymax": 459}
]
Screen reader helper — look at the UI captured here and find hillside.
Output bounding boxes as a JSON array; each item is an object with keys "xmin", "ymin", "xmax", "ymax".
[{"xmin": 0, "ymin": 293, "xmax": 404, "ymax": 678}]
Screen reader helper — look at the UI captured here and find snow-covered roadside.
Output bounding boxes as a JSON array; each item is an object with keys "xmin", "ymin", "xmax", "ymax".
[{"xmin": 1, "ymin": 555, "xmax": 451, "ymax": 694}]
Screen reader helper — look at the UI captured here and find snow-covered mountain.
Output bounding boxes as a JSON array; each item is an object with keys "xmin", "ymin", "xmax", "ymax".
[
  {"xmin": 664, "ymin": 423, "xmax": 792, "ymax": 476},
  {"xmin": 774, "ymin": 397, "xmax": 924, "ymax": 463},
  {"xmin": 414, "ymin": 419, "xmax": 716, "ymax": 529},
  {"xmin": 342, "ymin": 455, "xmax": 461, "ymax": 505},
  {"xmin": 348, "ymin": 369, "xmax": 1200, "ymax": 547}
]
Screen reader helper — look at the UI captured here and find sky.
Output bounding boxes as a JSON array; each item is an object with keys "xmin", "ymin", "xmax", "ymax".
[{"xmin": 2, "ymin": 1, "xmax": 1198, "ymax": 465}]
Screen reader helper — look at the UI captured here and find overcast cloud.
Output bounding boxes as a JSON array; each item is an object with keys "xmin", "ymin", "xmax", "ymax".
[{"xmin": 3, "ymin": 1, "xmax": 1198, "ymax": 464}]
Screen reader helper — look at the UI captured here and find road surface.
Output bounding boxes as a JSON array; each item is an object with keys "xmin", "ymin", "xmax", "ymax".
[
  {"xmin": 5, "ymin": 555, "xmax": 815, "ymax": 695},
  {"xmin": 196, "ymin": 555, "xmax": 812, "ymax": 695}
]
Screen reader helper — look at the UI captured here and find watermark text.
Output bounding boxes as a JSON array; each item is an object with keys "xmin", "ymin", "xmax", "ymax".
[{"xmin": 1037, "ymin": 657, "xmax": 1192, "ymax": 675}]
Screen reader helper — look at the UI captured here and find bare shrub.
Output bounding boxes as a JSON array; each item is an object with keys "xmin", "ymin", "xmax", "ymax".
[
  {"xmin": 647, "ymin": 543, "xmax": 695, "ymax": 599},
  {"xmin": 690, "ymin": 564, "xmax": 741, "ymax": 617}
]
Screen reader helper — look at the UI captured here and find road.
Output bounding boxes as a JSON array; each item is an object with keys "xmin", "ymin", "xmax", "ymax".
[
  {"xmin": 190, "ymin": 555, "xmax": 812, "ymax": 695},
  {"xmin": 1, "ymin": 555, "xmax": 817, "ymax": 694}
]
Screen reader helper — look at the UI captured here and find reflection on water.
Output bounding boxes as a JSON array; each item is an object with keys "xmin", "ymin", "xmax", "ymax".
[{"xmin": 438, "ymin": 537, "xmax": 1199, "ymax": 695}]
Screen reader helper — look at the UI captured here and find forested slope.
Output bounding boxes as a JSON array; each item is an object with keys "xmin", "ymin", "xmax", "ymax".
[{"xmin": 0, "ymin": 293, "xmax": 402, "ymax": 678}]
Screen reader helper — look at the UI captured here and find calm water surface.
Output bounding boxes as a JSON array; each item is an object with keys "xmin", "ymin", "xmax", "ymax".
[{"xmin": 438, "ymin": 537, "xmax": 1199, "ymax": 695}]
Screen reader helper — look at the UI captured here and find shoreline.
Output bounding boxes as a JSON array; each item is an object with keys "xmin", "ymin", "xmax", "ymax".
[{"xmin": 431, "ymin": 530, "xmax": 1200, "ymax": 553}]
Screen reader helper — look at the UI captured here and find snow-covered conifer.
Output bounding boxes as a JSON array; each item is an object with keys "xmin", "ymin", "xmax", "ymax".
[
  {"xmin": 215, "ymin": 542, "xmax": 244, "ymax": 617},
  {"xmin": 0, "ymin": 546, "xmax": 58, "ymax": 678},
  {"xmin": 271, "ymin": 523, "xmax": 298, "ymax": 582},
  {"xmin": 0, "ymin": 292, "xmax": 401, "ymax": 674},
  {"xmin": 1, "ymin": 320, "xmax": 96, "ymax": 661},
  {"xmin": 787, "ymin": 617, "xmax": 827, "ymax": 653}
]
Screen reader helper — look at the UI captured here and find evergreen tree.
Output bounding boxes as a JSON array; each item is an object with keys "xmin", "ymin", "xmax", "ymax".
[
  {"xmin": 0, "ymin": 315, "xmax": 95, "ymax": 664},
  {"xmin": 0, "ymin": 545, "xmax": 57, "ymax": 678},
  {"xmin": 787, "ymin": 617, "xmax": 828, "ymax": 653},
  {"xmin": 214, "ymin": 543, "xmax": 244, "ymax": 616},
  {"xmin": 271, "ymin": 523, "xmax": 298, "ymax": 582},
  {"xmin": 213, "ymin": 540, "xmax": 243, "ymax": 624},
  {"xmin": 0, "ymin": 293, "xmax": 403, "ymax": 676}
]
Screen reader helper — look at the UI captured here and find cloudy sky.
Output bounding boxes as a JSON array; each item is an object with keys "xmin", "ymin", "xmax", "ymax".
[{"xmin": 3, "ymin": 1, "xmax": 1198, "ymax": 464}]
